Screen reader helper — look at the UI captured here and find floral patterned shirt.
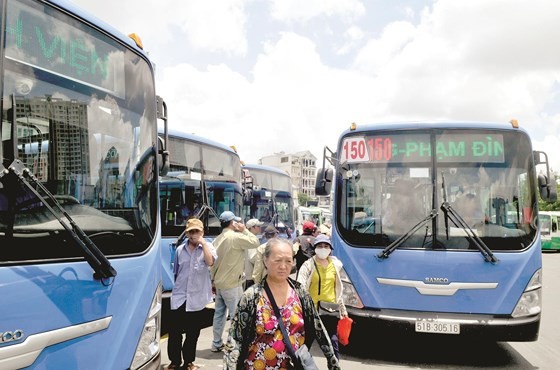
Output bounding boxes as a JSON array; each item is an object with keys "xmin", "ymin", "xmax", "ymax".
[
  {"xmin": 245, "ymin": 288, "xmax": 305, "ymax": 370},
  {"xmin": 223, "ymin": 279, "xmax": 341, "ymax": 370}
]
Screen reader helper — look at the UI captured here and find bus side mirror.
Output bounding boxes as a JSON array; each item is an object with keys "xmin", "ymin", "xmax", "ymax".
[
  {"xmin": 156, "ymin": 95, "xmax": 169, "ymax": 176},
  {"xmin": 538, "ymin": 174, "xmax": 557, "ymax": 202},
  {"xmin": 158, "ymin": 136, "xmax": 169, "ymax": 176},
  {"xmin": 316, "ymin": 167, "xmax": 333, "ymax": 196},
  {"xmin": 534, "ymin": 150, "xmax": 557, "ymax": 202},
  {"xmin": 243, "ymin": 188, "xmax": 252, "ymax": 206}
]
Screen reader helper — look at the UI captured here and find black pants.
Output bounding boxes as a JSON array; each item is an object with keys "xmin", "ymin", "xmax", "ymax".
[
  {"xmin": 167, "ymin": 303, "xmax": 206, "ymax": 365},
  {"xmin": 321, "ymin": 315, "xmax": 340, "ymax": 359}
]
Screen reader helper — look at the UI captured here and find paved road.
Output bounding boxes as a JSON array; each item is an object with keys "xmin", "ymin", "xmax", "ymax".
[{"xmin": 158, "ymin": 252, "xmax": 560, "ymax": 369}]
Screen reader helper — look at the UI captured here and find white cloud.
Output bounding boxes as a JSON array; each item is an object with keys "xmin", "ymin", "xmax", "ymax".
[
  {"xmin": 180, "ymin": 0, "xmax": 249, "ymax": 55},
  {"xmin": 72, "ymin": 0, "xmax": 249, "ymax": 57},
  {"xmin": 353, "ymin": 21, "xmax": 417, "ymax": 74},
  {"xmin": 270, "ymin": 0, "xmax": 365, "ymax": 22},
  {"xmin": 349, "ymin": 0, "xmax": 560, "ymax": 168},
  {"xmin": 336, "ymin": 26, "xmax": 365, "ymax": 55},
  {"xmin": 67, "ymin": 0, "xmax": 560, "ymax": 171},
  {"xmin": 159, "ymin": 32, "xmax": 377, "ymax": 164}
]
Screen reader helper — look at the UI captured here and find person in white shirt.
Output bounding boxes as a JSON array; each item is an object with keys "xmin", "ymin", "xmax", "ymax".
[{"xmin": 167, "ymin": 218, "xmax": 217, "ymax": 370}]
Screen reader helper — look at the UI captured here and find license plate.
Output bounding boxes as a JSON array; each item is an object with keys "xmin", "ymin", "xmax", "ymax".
[{"xmin": 415, "ymin": 320, "xmax": 460, "ymax": 334}]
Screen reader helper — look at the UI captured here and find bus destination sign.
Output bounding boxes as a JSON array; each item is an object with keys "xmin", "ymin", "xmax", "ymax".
[
  {"xmin": 5, "ymin": 1, "xmax": 126, "ymax": 98},
  {"xmin": 340, "ymin": 133, "xmax": 505, "ymax": 164}
]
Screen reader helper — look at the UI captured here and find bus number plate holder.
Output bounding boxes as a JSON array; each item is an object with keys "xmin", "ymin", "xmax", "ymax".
[{"xmin": 415, "ymin": 320, "xmax": 460, "ymax": 334}]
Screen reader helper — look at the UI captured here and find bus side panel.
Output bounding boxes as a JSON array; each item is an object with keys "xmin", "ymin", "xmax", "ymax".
[
  {"xmin": 161, "ymin": 236, "xmax": 177, "ymax": 293},
  {"xmin": 0, "ymin": 243, "xmax": 160, "ymax": 369}
]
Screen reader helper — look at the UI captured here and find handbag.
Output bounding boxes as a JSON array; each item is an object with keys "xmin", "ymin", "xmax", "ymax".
[
  {"xmin": 337, "ymin": 316, "xmax": 353, "ymax": 346},
  {"xmin": 263, "ymin": 282, "xmax": 320, "ymax": 370}
]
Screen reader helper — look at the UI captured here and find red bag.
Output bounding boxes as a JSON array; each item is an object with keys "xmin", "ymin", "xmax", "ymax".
[{"xmin": 337, "ymin": 316, "xmax": 353, "ymax": 346}]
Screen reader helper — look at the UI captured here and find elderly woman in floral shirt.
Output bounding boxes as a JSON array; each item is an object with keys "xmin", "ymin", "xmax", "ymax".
[{"xmin": 223, "ymin": 238, "xmax": 341, "ymax": 370}]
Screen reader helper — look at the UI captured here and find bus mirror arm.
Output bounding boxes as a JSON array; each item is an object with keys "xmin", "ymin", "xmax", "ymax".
[
  {"xmin": 158, "ymin": 136, "xmax": 169, "ymax": 176},
  {"xmin": 5, "ymin": 159, "xmax": 118, "ymax": 281},
  {"xmin": 377, "ymin": 209, "xmax": 438, "ymax": 260},
  {"xmin": 157, "ymin": 96, "xmax": 169, "ymax": 176}
]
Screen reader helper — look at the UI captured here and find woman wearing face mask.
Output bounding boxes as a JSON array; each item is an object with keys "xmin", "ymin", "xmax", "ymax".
[{"xmin": 296, "ymin": 234, "xmax": 348, "ymax": 359}]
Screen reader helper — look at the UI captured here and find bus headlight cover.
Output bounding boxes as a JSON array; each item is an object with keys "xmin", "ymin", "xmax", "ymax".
[
  {"xmin": 131, "ymin": 284, "xmax": 162, "ymax": 369},
  {"xmin": 339, "ymin": 267, "xmax": 364, "ymax": 309},
  {"xmin": 512, "ymin": 269, "xmax": 542, "ymax": 318}
]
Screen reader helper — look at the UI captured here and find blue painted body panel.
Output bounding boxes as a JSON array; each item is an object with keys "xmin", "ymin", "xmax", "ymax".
[
  {"xmin": 332, "ymin": 230, "xmax": 540, "ymax": 314},
  {"xmin": 0, "ymin": 2, "xmax": 160, "ymax": 367},
  {"xmin": 0, "ymin": 242, "xmax": 160, "ymax": 368}
]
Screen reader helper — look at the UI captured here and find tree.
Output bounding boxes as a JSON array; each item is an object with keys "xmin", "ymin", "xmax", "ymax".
[{"xmin": 298, "ymin": 193, "xmax": 312, "ymax": 207}]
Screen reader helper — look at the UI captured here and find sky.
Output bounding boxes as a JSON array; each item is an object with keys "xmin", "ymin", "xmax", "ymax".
[{"xmin": 71, "ymin": 0, "xmax": 560, "ymax": 172}]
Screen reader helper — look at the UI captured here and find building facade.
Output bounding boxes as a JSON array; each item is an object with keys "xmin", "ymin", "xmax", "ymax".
[{"xmin": 259, "ymin": 150, "xmax": 317, "ymax": 201}]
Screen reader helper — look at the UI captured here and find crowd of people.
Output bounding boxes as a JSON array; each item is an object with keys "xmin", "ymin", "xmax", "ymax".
[{"xmin": 166, "ymin": 212, "xmax": 343, "ymax": 370}]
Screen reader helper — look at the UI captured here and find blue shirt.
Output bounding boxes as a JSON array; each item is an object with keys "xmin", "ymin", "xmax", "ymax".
[{"xmin": 170, "ymin": 241, "xmax": 217, "ymax": 311}]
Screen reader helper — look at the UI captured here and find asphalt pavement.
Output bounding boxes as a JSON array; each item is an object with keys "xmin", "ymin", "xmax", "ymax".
[{"xmin": 159, "ymin": 315, "xmax": 349, "ymax": 370}]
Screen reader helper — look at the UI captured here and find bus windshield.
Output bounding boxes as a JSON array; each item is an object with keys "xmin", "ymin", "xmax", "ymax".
[
  {"xmin": 338, "ymin": 129, "xmax": 537, "ymax": 251},
  {"xmin": 161, "ymin": 132, "xmax": 243, "ymax": 239},
  {"xmin": 0, "ymin": 0, "xmax": 158, "ymax": 262},
  {"xmin": 243, "ymin": 165, "xmax": 295, "ymax": 235}
]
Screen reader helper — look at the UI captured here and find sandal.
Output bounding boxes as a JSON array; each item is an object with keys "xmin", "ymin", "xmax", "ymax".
[{"xmin": 186, "ymin": 363, "xmax": 200, "ymax": 370}]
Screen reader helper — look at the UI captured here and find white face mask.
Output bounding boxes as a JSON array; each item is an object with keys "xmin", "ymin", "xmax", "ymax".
[{"xmin": 315, "ymin": 248, "xmax": 331, "ymax": 259}]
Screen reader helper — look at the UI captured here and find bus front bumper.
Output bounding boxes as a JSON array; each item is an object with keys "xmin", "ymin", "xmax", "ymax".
[{"xmin": 344, "ymin": 307, "xmax": 540, "ymax": 342}]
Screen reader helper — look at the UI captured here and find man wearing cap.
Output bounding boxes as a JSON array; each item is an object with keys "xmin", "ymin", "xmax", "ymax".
[
  {"xmin": 210, "ymin": 211, "xmax": 260, "ymax": 352},
  {"xmin": 243, "ymin": 219, "xmax": 263, "ymax": 289},
  {"xmin": 294, "ymin": 220, "xmax": 317, "ymax": 275},
  {"xmin": 167, "ymin": 218, "xmax": 217, "ymax": 370}
]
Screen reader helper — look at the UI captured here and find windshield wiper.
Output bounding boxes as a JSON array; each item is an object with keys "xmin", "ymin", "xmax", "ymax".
[
  {"xmin": 171, "ymin": 203, "xmax": 218, "ymax": 248},
  {"xmin": 1, "ymin": 160, "xmax": 117, "ymax": 280},
  {"xmin": 440, "ymin": 173, "xmax": 498, "ymax": 263},
  {"xmin": 377, "ymin": 209, "xmax": 438, "ymax": 260},
  {"xmin": 195, "ymin": 203, "xmax": 220, "ymax": 220}
]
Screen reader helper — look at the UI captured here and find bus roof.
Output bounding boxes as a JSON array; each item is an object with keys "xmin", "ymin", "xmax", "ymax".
[
  {"xmin": 340, "ymin": 121, "xmax": 529, "ymax": 137},
  {"xmin": 47, "ymin": 0, "xmax": 148, "ymax": 57},
  {"xmin": 243, "ymin": 163, "xmax": 290, "ymax": 177},
  {"xmin": 161, "ymin": 128, "xmax": 239, "ymax": 156},
  {"xmin": 539, "ymin": 211, "xmax": 560, "ymax": 216}
]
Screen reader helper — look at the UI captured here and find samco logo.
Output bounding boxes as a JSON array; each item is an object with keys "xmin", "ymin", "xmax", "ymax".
[{"xmin": 424, "ymin": 277, "xmax": 449, "ymax": 284}]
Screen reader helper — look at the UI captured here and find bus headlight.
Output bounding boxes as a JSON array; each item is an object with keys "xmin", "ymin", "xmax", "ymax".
[
  {"xmin": 339, "ymin": 267, "xmax": 364, "ymax": 308},
  {"xmin": 512, "ymin": 269, "xmax": 542, "ymax": 318},
  {"xmin": 131, "ymin": 284, "xmax": 162, "ymax": 369}
]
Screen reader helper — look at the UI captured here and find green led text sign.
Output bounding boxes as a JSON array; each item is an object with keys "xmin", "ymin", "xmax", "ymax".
[
  {"xmin": 341, "ymin": 133, "xmax": 504, "ymax": 164},
  {"xmin": 5, "ymin": 2, "xmax": 125, "ymax": 98}
]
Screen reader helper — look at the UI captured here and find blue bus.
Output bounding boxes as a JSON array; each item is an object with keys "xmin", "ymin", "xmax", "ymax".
[
  {"xmin": 159, "ymin": 129, "xmax": 243, "ymax": 294},
  {"xmin": 315, "ymin": 121, "xmax": 557, "ymax": 341},
  {"xmin": 242, "ymin": 164, "xmax": 295, "ymax": 239},
  {"xmin": 0, "ymin": 1, "xmax": 167, "ymax": 368}
]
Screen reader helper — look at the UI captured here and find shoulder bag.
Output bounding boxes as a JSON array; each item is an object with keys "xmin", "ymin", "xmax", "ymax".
[
  {"xmin": 313, "ymin": 259, "xmax": 340, "ymax": 317},
  {"xmin": 263, "ymin": 282, "xmax": 319, "ymax": 370}
]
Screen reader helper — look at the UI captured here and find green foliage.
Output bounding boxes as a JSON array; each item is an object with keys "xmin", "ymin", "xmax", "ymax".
[{"xmin": 298, "ymin": 193, "xmax": 312, "ymax": 207}]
